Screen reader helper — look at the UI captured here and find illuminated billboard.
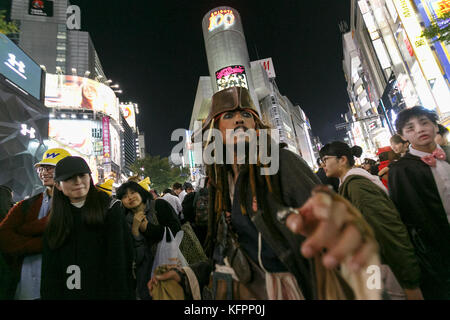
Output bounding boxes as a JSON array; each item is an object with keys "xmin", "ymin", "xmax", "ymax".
[
  {"xmin": 28, "ymin": 0, "xmax": 54, "ymax": 17},
  {"xmin": 414, "ymin": 0, "xmax": 450, "ymax": 80},
  {"xmin": 207, "ymin": 9, "xmax": 235, "ymax": 32},
  {"xmin": 109, "ymin": 123, "xmax": 121, "ymax": 167},
  {"xmin": 215, "ymin": 65, "xmax": 248, "ymax": 91},
  {"xmin": 48, "ymin": 119, "xmax": 93, "ymax": 156},
  {"xmin": 45, "ymin": 74, "xmax": 120, "ymax": 122},
  {"xmin": 102, "ymin": 116, "xmax": 111, "ymax": 160},
  {"xmin": 0, "ymin": 33, "xmax": 43, "ymax": 100},
  {"xmin": 119, "ymin": 103, "xmax": 137, "ymax": 131}
]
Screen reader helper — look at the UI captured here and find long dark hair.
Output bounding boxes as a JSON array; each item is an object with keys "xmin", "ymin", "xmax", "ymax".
[{"xmin": 45, "ymin": 176, "xmax": 110, "ymax": 249}]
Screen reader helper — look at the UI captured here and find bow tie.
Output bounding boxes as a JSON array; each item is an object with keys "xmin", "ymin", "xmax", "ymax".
[{"xmin": 421, "ymin": 148, "xmax": 447, "ymax": 167}]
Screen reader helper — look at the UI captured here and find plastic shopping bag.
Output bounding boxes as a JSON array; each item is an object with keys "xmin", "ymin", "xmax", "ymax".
[{"xmin": 151, "ymin": 227, "xmax": 188, "ymax": 277}]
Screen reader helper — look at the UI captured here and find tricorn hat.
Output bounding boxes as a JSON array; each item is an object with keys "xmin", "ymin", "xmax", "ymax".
[{"xmin": 192, "ymin": 86, "xmax": 260, "ymax": 142}]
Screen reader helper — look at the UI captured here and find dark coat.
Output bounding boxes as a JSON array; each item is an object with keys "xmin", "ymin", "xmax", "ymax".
[
  {"xmin": 41, "ymin": 200, "xmax": 135, "ymax": 300},
  {"xmin": 339, "ymin": 175, "xmax": 421, "ymax": 289},
  {"xmin": 126, "ymin": 198, "xmax": 181, "ymax": 300},
  {"xmin": 388, "ymin": 146, "xmax": 450, "ymax": 299},
  {"xmin": 192, "ymin": 149, "xmax": 321, "ymax": 299}
]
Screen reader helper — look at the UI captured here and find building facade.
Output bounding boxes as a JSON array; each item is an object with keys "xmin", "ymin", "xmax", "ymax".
[
  {"xmin": 188, "ymin": 6, "xmax": 317, "ymax": 180},
  {"xmin": 9, "ymin": 0, "xmax": 106, "ymax": 78},
  {"xmin": 342, "ymin": 0, "xmax": 450, "ymax": 155}
]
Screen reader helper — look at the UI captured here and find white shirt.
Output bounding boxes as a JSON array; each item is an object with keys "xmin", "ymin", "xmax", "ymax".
[
  {"xmin": 409, "ymin": 145, "xmax": 450, "ymax": 223},
  {"xmin": 162, "ymin": 193, "xmax": 182, "ymax": 215},
  {"xmin": 178, "ymin": 190, "xmax": 187, "ymax": 203}
]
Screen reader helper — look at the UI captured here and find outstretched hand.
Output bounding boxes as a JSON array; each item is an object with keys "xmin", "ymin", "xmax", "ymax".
[{"xmin": 286, "ymin": 186, "xmax": 377, "ymax": 272}]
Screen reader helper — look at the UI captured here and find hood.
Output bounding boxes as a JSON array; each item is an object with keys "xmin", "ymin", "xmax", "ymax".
[{"xmin": 341, "ymin": 168, "xmax": 388, "ymax": 194}]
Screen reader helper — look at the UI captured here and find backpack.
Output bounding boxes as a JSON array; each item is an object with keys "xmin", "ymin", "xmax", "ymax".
[{"xmin": 194, "ymin": 188, "xmax": 209, "ymax": 227}]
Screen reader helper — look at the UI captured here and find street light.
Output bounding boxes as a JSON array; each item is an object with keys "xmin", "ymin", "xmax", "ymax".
[
  {"xmin": 84, "ymin": 70, "xmax": 91, "ymax": 78},
  {"xmin": 110, "ymin": 84, "xmax": 120, "ymax": 89},
  {"xmin": 71, "ymin": 68, "xmax": 77, "ymax": 76},
  {"xmin": 114, "ymin": 90, "xmax": 122, "ymax": 94}
]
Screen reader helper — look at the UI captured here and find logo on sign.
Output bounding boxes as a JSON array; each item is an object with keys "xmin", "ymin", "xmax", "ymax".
[
  {"xmin": 66, "ymin": 5, "xmax": 81, "ymax": 30},
  {"xmin": 208, "ymin": 9, "xmax": 235, "ymax": 32},
  {"xmin": 20, "ymin": 124, "xmax": 35, "ymax": 139},
  {"xmin": 32, "ymin": 0, "xmax": 44, "ymax": 9},
  {"xmin": 5, "ymin": 54, "xmax": 27, "ymax": 80}
]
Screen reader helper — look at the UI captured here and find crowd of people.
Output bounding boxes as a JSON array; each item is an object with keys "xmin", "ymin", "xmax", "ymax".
[{"xmin": 0, "ymin": 87, "xmax": 449, "ymax": 300}]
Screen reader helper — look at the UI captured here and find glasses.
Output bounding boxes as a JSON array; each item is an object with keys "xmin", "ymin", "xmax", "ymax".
[
  {"xmin": 321, "ymin": 156, "xmax": 338, "ymax": 164},
  {"xmin": 36, "ymin": 165, "xmax": 55, "ymax": 173}
]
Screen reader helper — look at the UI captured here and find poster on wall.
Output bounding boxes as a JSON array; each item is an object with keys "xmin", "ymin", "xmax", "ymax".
[
  {"xmin": 215, "ymin": 65, "xmax": 248, "ymax": 91},
  {"xmin": 48, "ymin": 119, "xmax": 93, "ymax": 155},
  {"xmin": 45, "ymin": 74, "xmax": 120, "ymax": 122}
]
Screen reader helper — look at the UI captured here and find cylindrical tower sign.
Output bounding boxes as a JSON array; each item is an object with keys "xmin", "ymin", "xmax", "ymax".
[{"xmin": 202, "ymin": 7, "xmax": 260, "ymax": 113}]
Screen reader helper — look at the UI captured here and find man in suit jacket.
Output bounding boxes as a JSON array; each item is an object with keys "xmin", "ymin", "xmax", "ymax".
[{"xmin": 389, "ymin": 106, "xmax": 450, "ymax": 299}]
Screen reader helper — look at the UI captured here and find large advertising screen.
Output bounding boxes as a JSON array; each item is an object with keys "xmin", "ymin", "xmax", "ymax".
[
  {"xmin": 215, "ymin": 65, "xmax": 248, "ymax": 91},
  {"xmin": 45, "ymin": 74, "xmax": 120, "ymax": 122},
  {"xmin": 48, "ymin": 119, "xmax": 93, "ymax": 156},
  {"xmin": 0, "ymin": 33, "xmax": 43, "ymax": 100}
]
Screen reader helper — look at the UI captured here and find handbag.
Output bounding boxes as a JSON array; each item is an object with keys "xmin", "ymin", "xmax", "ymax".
[
  {"xmin": 179, "ymin": 222, "xmax": 208, "ymax": 265},
  {"xmin": 225, "ymin": 217, "xmax": 252, "ymax": 285}
]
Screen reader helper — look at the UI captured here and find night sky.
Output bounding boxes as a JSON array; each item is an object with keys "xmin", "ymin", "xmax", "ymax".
[{"xmin": 71, "ymin": 0, "xmax": 351, "ymax": 157}]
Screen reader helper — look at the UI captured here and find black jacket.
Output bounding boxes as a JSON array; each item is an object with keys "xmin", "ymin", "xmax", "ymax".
[
  {"xmin": 41, "ymin": 199, "xmax": 135, "ymax": 300},
  {"xmin": 126, "ymin": 198, "xmax": 181, "ymax": 300},
  {"xmin": 388, "ymin": 147, "xmax": 450, "ymax": 299},
  {"xmin": 191, "ymin": 149, "xmax": 321, "ymax": 299}
]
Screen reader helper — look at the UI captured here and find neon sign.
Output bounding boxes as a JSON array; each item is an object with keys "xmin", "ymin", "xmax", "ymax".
[
  {"xmin": 208, "ymin": 9, "xmax": 235, "ymax": 32},
  {"xmin": 215, "ymin": 65, "xmax": 248, "ymax": 91}
]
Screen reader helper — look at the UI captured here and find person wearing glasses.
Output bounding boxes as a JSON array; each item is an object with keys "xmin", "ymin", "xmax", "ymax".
[
  {"xmin": 319, "ymin": 142, "xmax": 422, "ymax": 300},
  {"xmin": 0, "ymin": 148, "xmax": 71, "ymax": 300}
]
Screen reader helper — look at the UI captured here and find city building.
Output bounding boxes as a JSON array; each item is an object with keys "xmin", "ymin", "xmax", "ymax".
[
  {"xmin": 137, "ymin": 130, "xmax": 146, "ymax": 159},
  {"xmin": 188, "ymin": 6, "xmax": 317, "ymax": 180},
  {"xmin": 9, "ymin": 0, "xmax": 106, "ymax": 78},
  {"xmin": 44, "ymin": 73, "xmax": 122, "ymax": 183},
  {"xmin": 0, "ymin": 33, "xmax": 48, "ymax": 201},
  {"xmin": 342, "ymin": 0, "xmax": 450, "ymax": 156}
]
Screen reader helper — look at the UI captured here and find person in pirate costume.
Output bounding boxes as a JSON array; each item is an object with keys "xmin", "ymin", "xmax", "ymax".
[{"xmin": 148, "ymin": 87, "xmax": 381, "ymax": 300}]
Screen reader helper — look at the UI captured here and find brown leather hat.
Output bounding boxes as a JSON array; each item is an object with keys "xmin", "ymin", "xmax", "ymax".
[
  {"xmin": 191, "ymin": 87, "xmax": 261, "ymax": 143},
  {"xmin": 206, "ymin": 86, "xmax": 259, "ymax": 127}
]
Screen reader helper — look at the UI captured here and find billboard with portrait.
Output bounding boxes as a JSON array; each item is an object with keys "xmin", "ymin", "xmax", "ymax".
[
  {"xmin": 45, "ymin": 74, "xmax": 120, "ymax": 122},
  {"xmin": 48, "ymin": 119, "xmax": 93, "ymax": 156},
  {"xmin": 215, "ymin": 65, "xmax": 248, "ymax": 91}
]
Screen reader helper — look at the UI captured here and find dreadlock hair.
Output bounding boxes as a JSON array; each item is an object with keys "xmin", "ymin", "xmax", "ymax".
[{"xmin": 202, "ymin": 114, "xmax": 287, "ymax": 258}]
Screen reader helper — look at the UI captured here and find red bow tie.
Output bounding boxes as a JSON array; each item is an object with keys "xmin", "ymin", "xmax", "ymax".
[{"xmin": 421, "ymin": 148, "xmax": 447, "ymax": 167}]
